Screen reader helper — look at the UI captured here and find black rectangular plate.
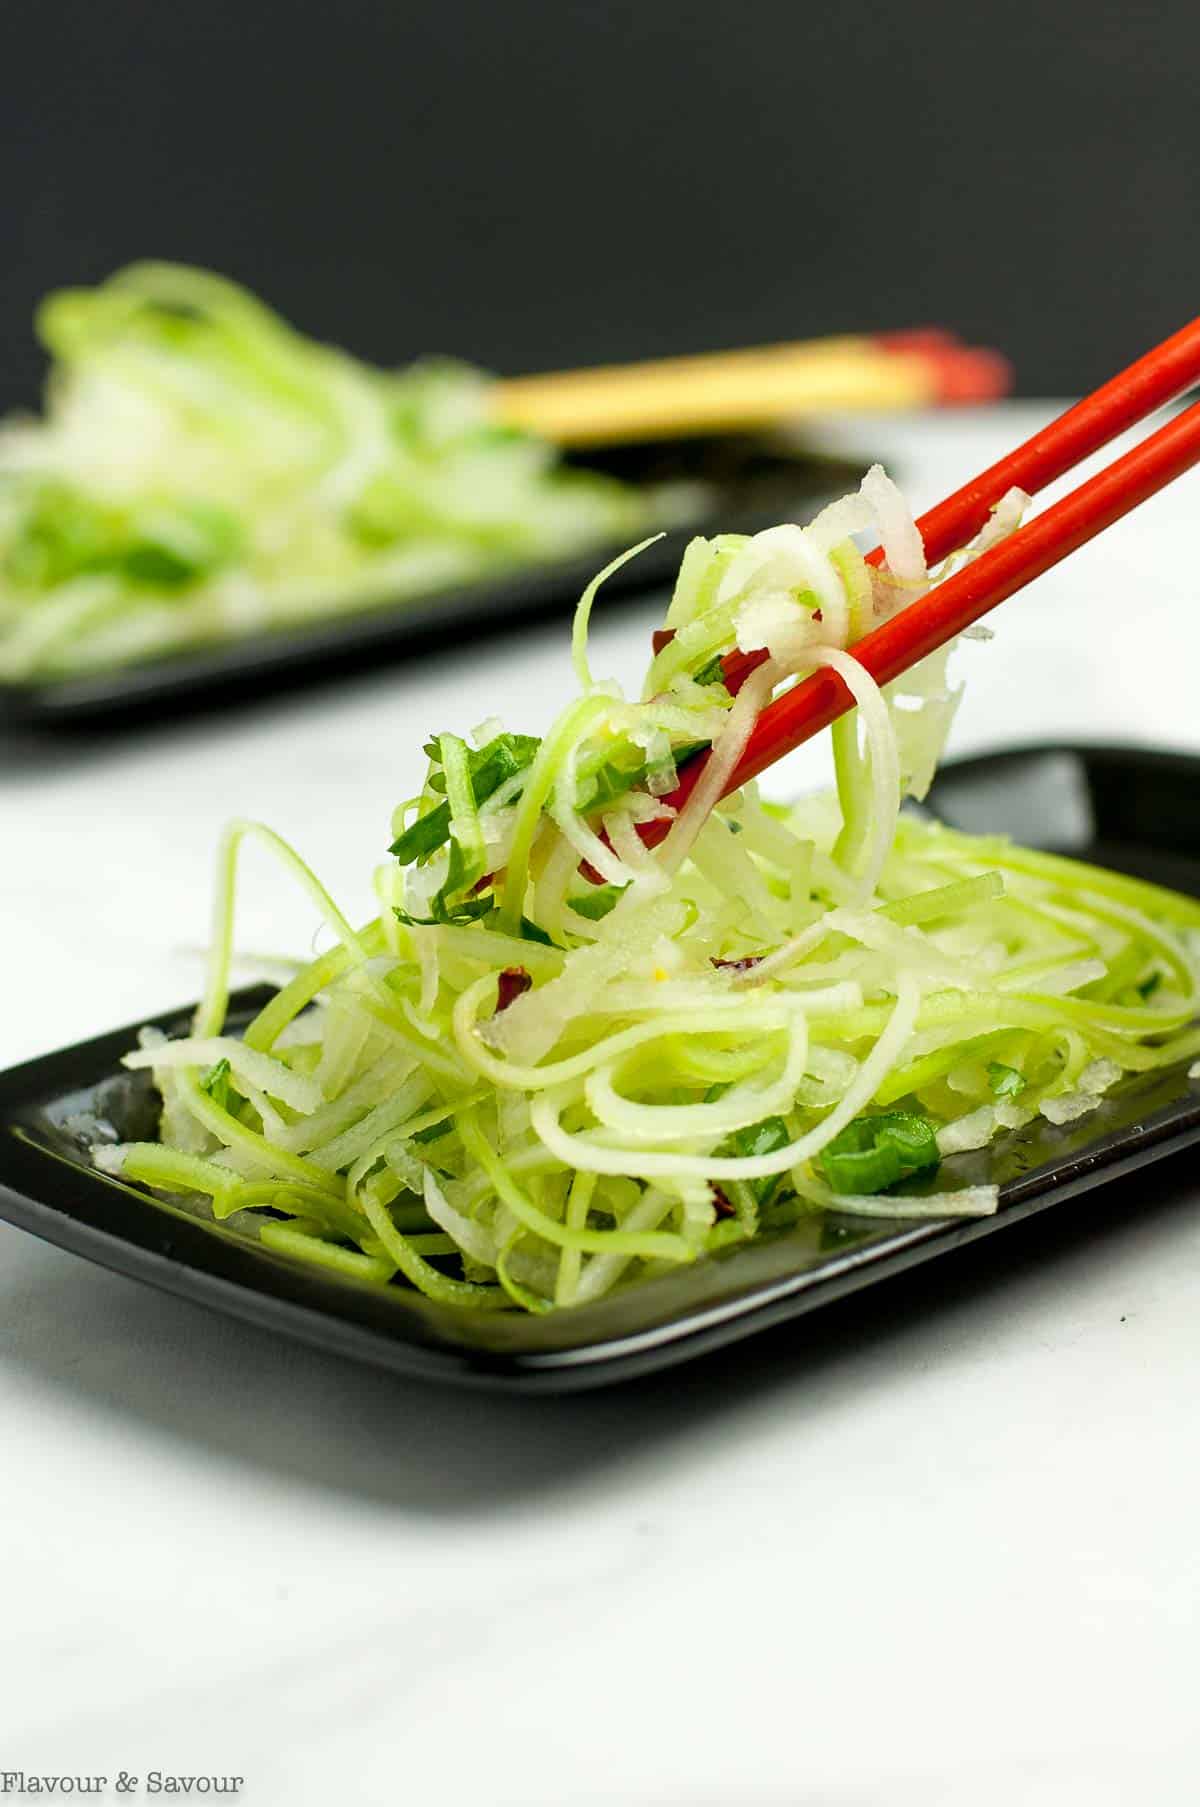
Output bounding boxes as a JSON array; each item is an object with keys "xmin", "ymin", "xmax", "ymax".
[
  {"xmin": 0, "ymin": 438, "xmax": 863, "ymax": 728},
  {"xmin": 1, "ymin": 743, "xmax": 1198, "ymax": 1391}
]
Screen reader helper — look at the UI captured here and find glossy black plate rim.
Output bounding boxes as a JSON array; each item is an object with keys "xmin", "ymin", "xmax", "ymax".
[
  {"xmin": 2, "ymin": 741, "xmax": 1199, "ymax": 1391},
  {"xmin": 1, "ymin": 1057, "xmax": 1197, "ymax": 1394}
]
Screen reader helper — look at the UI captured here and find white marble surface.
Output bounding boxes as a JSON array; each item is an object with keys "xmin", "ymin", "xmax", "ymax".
[{"xmin": 1, "ymin": 405, "xmax": 1198, "ymax": 1805}]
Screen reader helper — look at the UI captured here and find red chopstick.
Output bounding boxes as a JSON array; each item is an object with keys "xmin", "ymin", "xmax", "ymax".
[
  {"xmin": 639, "ymin": 318, "xmax": 1200, "ymax": 845},
  {"xmin": 709, "ymin": 314, "xmax": 1200, "ymax": 695}
]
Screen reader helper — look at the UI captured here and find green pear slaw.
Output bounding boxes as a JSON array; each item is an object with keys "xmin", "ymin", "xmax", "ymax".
[
  {"xmin": 0, "ymin": 263, "xmax": 668, "ymax": 680},
  {"xmin": 93, "ymin": 471, "xmax": 1200, "ymax": 1312}
]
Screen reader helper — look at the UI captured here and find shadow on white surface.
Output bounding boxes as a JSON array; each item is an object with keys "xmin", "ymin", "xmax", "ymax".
[{"xmin": 1, "ymin": 1145, "xmax": 1195, "ymax": 1519}]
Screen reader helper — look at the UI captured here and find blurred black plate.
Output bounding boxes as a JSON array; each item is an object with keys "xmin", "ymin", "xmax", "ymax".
[
  {"xmin": 0, "ymin": 438, "xmax": 864, "ymax": 728},
  {"xmin": 1, "ymin": 743, "xmax": 1198, "ymax": 1391}
]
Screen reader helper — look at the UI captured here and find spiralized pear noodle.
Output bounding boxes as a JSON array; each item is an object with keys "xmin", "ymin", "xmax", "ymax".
[
  {"xmin": 657, "ymin": 660, "xmax": 779, "ymax": 876},
  {"xmin": 800, "ymin": 646, "xmax": 900, "ymax": 900},
  {"xmin": 95, "ymin": 473, "xmax": 1200, "ymax": 1311}
]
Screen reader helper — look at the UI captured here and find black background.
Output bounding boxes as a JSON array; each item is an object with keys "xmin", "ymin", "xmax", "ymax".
[{"xmin": 4, "ymin": 0, "xmax": 1196, "ymax": 404}]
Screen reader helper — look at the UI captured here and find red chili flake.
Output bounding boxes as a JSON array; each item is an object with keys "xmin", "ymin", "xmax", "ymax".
[
  {"xmin": 812, "ymin": 608, "xmax": 823, "ymax": 622},
  {"xmin": 495, "ymin": 966, "xmax": 533, "ymax": 1012},
  {"xmin": 712, "ymin": 1187, "xmax": 736, "ymax": 1219},
  {"xmin": 711, "ymin": 955, "xmax": 763, "ymax": 974},
  {"xmin": 651, "ymin": 628, "xmax": 676, "ymax": 654}
]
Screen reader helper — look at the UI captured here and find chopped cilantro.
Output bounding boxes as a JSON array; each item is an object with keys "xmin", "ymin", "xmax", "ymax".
[
  {"xmin": 816, "ymin": 1111, "xmax": 940, "ymax": 1195},
  {"xmin": 987, "ymin": 1061, "xmax": 1027, "ymax": 1099}
]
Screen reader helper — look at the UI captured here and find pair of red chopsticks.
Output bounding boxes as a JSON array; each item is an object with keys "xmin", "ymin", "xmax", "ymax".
[{"xmin": 637, "ymin": 316, "xmax": 1200, "ymax": 847}]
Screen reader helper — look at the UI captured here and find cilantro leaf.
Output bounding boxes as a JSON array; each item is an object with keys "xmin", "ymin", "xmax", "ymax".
[
  {"xmin": 568, "ymin": 883, "xmax": 626, "ymax": 921},
  {"xmin": 518, "ymin": 914, "xmax": 558, "ymax": 947},
  {"xmin": 573, "ymin": 738, "xmax": 710, "ymax": 817},
  {"xmin": 987, "ymin": 1062, "xmax": 1026, "ymax": 1100},
  {"xmin": 724, "ymin": 1115, "xmax": 791, "ymax": 1208},
  {"xmin": 706, "ymin": 1106, "xmax": 792, "ymax": 1230},
  {"xmin": 390, "ymin": 732, "xmax": 541, "ymax": 864},
  {"xmin": 693, "ymin": 653, "xmax": 729, "ymax": 687},
  {"xmin": 201, "ymin": 1056, "xmax": 235, "ymax": 1113},
  {"xmin": 394, "ymin": 892, "xmax": 494, "ymax": 928}
]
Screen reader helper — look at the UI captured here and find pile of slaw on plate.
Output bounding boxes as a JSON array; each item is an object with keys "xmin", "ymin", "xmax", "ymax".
[
  {"xmin": 0, "ymin": 263, "xmax": 673, "ymax": 679},
  {"xmin": 93, "ymin": 471, "xmax": 1200, "ymax": 1311}
]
